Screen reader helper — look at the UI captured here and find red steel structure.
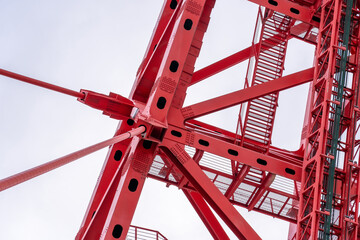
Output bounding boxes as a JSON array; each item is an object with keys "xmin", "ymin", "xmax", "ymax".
[{"xmin": 2, "ymin": 0, "xmax": 360, "ymax": 239}]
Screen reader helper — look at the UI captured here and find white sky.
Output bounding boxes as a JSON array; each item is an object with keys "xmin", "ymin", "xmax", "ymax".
[{"xmin": 0, "ymin": 1, "xmax": 315, "ymax": 239}]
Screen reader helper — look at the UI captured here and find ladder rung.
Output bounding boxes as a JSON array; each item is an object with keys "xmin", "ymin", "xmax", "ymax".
[
  {"xmin": 258, "ymin": 56, "xmax": 283, "ymax": 66},
  {"xmin": 260, "ymin": 49, "xmax": 285, "ymax": 59},
  {"xmin": 262, "ymin": 31, "xmax": 286, "ymax": 43},
  {"xmin": 241, "ymin": 11, "xmax": 289, "ymax": 148},
  {"xmin": 256, "ymin": 69, "xmax": 280, "ymax": 79},
  {"xmin": 263, "ymin": 28, "xmax": 286, "ymax": 38},
  {"xmin": 247, "ymin": 119, "xmax": 272, "ymax": 130},
  {"xmin": 244, "ymin": 134, "xmax": 269, "ymax": 144},
  {"xmin": 249, "ymin": 104, "xmax": 275, "ymax": 116},
  {"xmin": 245, "ymin": 127, "xmax": 270, "ymax": 138},
  {"xmin": 248, "ymin": 112, "xmax": 273, "ymax": 122},
  {"xmin": 271, "ymin": 15, "xmax": 291, "ymax": 23},
  {"xmin": 261, "ymin": 42, "xmax": 286, "ymax": 53},
  {"xmin": 254, "ymin": 76, "xmax": 271, "ymax": 83},
  {"xmin": 261, "ymin": 37, "xmax": 286, "ymax": 48},
  {"xmin": 262, "ymin": 94, "xmax": 277, "ymax": 101},
  {"xmin": 257, "ymin": 58, "xmax": 283, "ymax": 69},
  {"xmin": 257, "ymin": 62, "xmax": 282, "ymax": 73},
  {"xmin": 252, "ymin": 98, "xmax": 277, "ymax": 108}
]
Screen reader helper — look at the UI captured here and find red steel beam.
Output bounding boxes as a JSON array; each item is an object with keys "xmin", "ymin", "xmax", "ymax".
[
  {"xmin": 76, "ymin": 120, "xmax": 136, "ymax": 238},
  {"xmin": 247, "ymin": 0, "xmax": 319, "ymax": 26},
  {"xmin": 159, "ymin": 148, "xmax": 229, "ymax": 239},
  {"xmin": 164, "ymin": 125, "xmax": 302, "ymax": 181},
  {"xmin": 184, "ymin": 190, "xmax": 230, "ymax": 240},
  {"xmin": 81, "ymin": 138, "xmax": 157, "ymax": 240},
  {"xmin": 247, "ymin": 173, "xmax": 276, "ymax": 211},
  {"xmin": 131, "ymin": 0, "xmax": 183, "ymax": 103},
  {"xmin": 189, "ymin": 22, "xmax": 310, "ymax": 86},
  {"xmin": 190, "ymin": 45, "xmax": 258, "ymax": 85},
  {"xmin": 142, "ymin": 0, "xmax": 209, "ymax": 126},
  {"xmin": 178, "ymin": 149, "xmax": 204, "ymax": 188},
  {"xmin": 184, "ymin": 119, "xmax": 304, "ymax": 161},
  {"xmin": 0, "ymin": 68, "xmax": 84, "ymax": 98},
  {"xmin": 0, "ymin": 68, "xmax": 136, "ymax": 121},
  {"xmin": 77, "ymin": 2, "xmax": 183, "ymax": 234},
  {"xmin": 0, "ymin": 126, "xmax": 145, "ymax": 192},
  {"xmin": 77, "ymin": 149, "xmax": 127, "ymax": 239},
  {"xmin": 161, "ymin": 142, "xmax": 261, "ymax": 240},
  {"xmin": 182, "ymin": 67, "xmax": 314, "ymax": 120},
  {"xmin": 80, "ymin": 1, "xmax": 215, "ymax": 238},
  {"xmin": 135, "ymin": 0, "xmax": 182, "ymax": 80},
  {"xmin": 224, "ymin": 165, "xmax": 250, "ymax": 199}
]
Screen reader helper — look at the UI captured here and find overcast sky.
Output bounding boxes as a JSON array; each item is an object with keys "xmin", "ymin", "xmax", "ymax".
[{"xmin": 0, "ymin": 1, "xmax": 314, "ymax": 239}]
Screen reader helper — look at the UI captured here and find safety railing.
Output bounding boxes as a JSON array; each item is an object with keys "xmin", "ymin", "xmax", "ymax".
[{"xmin": 126, "ymin": 225, "xmax": 168, "ymax": 240}]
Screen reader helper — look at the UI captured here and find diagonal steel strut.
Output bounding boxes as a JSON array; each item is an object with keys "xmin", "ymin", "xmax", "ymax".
[
  {"xmin": 161, "ymin": 141, "xmax": 262, "ymax": 240},
  {"xmin": 0, "ymin": 126, "xmax": 145, "ymax": 192}
]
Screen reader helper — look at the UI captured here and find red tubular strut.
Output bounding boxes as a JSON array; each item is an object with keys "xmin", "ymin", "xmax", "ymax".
[
  {"xmin": 77, "ymin": 90, "xmax": 135, "ymax": 120},
  {"xmin": 0, "ymin": 68, "xmax": 136, "ymax": 121},
  {"xmin": 0, "ymin": 68, "xmax": 85, "ymax": 99},
  {"xmin": 0, "ymin": 126, "xmax": 145, "ymax": 192}
]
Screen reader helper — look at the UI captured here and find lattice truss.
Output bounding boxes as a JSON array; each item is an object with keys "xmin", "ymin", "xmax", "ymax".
[{"xmin": 1, "ymin": 0, "xmax": 360, "ymax": 239}]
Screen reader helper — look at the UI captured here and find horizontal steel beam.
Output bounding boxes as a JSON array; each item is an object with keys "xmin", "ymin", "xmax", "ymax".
[
  {"xmin": 164, "ymin": 125, "xmax": 302, "ymax": 181},
  {"xmin": 247, "ymin": 0, "xmax": 319, "ymax": 26},
  {"xmin": 182, "ymin": 67, "xmax": 314, "ymax": 120},
  {"xmin": 190, "ymin": 23, "xmax": 311, "ymax": 86}
]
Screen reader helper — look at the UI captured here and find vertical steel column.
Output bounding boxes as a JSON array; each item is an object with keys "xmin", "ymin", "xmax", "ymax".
[
  {"xmin": 296, "ymin": 0, "xmax": 342, "ymax": 237},
  {"xmin": 323, "ymin": 0, "xmax": 353, "ymax": 236},
  {"xmin": 296, "ymin": 0, "xmax": 360, "ymax": 238}
]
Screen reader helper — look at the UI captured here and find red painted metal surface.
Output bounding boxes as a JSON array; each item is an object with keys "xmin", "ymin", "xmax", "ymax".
[
  {"xmin": 0, "ymin": 68, "xmax": 85, "ymax": 99},
  {"xmin": 296, "ymin": 0, "xmax": 360, "ymax": 238},
  {"xmin": 239, "ymin": 9, "xmax": 292, "ymax": 148},
  {"xmin": 3, "ymin": 0, "xmax": 360, "ymax": 239},
  {"xmin": 184, "ymin": 190, "xmax": 230, "ymax": 240},
  {"xmin": 0, "ymin": 126, "xmax": 145, "ymax": 192},
  {"xmin": 183, "ymin": 67, "xmax": 313, "ymax": 119}
]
